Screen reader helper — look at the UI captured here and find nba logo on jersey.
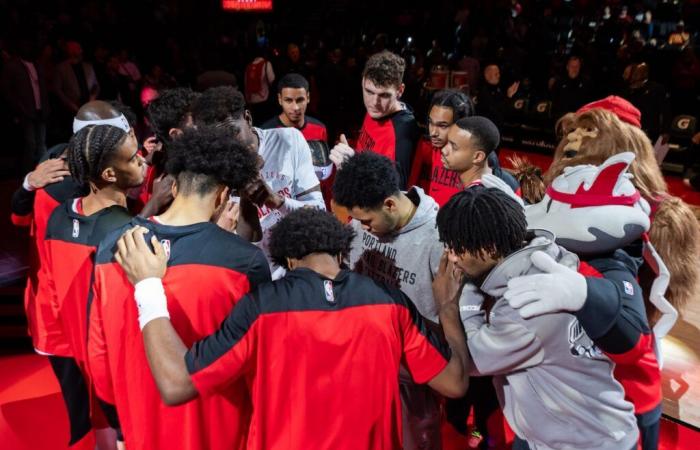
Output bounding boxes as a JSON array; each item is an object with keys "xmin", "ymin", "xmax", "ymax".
[
  {"xmin": 160, "ymin": 239, "xmax": 171, "ymax": 260},
  {"xmin": 623, "ymin": 281, "xmax": 634, "ymax": 296},
  {"xmin": 323, "ymin": 280, "xmax": 335, "ymax": 303},
  {"xmin": 72, "ymin": 219, "xmax": 79, "ymax": 238}
]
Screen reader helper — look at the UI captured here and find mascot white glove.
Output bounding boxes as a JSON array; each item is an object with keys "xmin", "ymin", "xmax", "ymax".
[{"xmin": 504, "ymin": 250, "xmax": 587, "ymax": 319}]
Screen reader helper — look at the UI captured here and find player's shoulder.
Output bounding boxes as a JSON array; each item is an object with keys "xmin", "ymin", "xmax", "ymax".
[
  {"xmin": 260, "ymin": 116, "xmax": 282, "ymax": 130},
  {"xmin": 305, "ymin": 115, "xmax": 326, "ymax": 128}
]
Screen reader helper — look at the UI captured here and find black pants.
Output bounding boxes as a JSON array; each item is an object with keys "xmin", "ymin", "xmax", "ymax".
[
  {"xmin": 637, "ymin": 403, "xmax": 662, "ymax": 450},
  {"xmin": 445, "ymin": 376, "xmax": 500, "ymax": 445},
  {"xmin": 48, "ymin": 355, "xmax": 91, "ymax": 446}
]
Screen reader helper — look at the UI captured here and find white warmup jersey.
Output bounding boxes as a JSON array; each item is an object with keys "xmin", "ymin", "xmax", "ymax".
[{"xmin": 254, "ymin": 127, "xmax": 325, "ymax": 278}]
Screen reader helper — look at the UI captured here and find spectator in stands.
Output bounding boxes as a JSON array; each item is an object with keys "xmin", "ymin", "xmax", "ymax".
[
  {"xmin": 476, "ymin": 63, "xmax": 519, "ymax": 131},
  {"xmin": 550, "ymin": 55, "xmax": 593, "ymax": 119},
  {"xmin": 1, "ymin": 38, "xmax": 50, "ymax": 171},
  {"xmin": 621, "ymin": 62, "xmax": 669, "ymax": 141},
  {"xmin": 244, "ymin": 47, "xmax": 276, "ymax": 125},
  {"xmin": 53, "ymin": 41, "xmax": 100, "ymax": 136}
]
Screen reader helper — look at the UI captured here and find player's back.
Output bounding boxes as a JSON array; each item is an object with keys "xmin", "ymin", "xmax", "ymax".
[
  {"xmin": 44, "ymin": 199, "xmax": 131, "ymax": 361},
  {"xmin": 187, "ymin": 269, "xmax": 448, "ymax": 450},
  {"xmin": 89, "ymin": 216, "xmax": 270, "ymax": 450}
]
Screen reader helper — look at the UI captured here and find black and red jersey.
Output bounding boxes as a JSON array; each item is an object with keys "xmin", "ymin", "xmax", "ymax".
[
  {"xmin": 408, "ymin": 138, "xmax": 462, "ymax": 207},
  {"xmin": 260, "ymin": 115, "xmax": 328, "ymax": 142},
  {"xmin": 44, "ymin": 199, "xmax": 132, "ymax": 361},
  {"xmin": 356, "ymin": 107, "xmax": 420, "ymax": 189},
  {"xmin": 88, "ymin": 216, "xmax": 271, "ymax": 450},
  {"xmin": 576, "ymin": 250, "xmax": 661, "ymax": 415},
  {"xmin": 10, "ymin": 143, "xmax": 86, "ymax": 354},
  {"xmin": 186, "ymin": 268, "xmax": 448, "ymax": 450}
]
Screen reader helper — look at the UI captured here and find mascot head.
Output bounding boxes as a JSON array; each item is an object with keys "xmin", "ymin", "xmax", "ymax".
[
  {"xmin": 545, "ymin": 100, "xmax": 667, "ymax": 201},
  {"xmin": 527, "ymin": 152, "xmax": 650, "ymax": 255}
]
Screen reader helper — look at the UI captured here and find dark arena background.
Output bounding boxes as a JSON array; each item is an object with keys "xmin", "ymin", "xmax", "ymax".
[{"xmin": 1, "ymin": 0, "xmax": 700, "ymax": 448}]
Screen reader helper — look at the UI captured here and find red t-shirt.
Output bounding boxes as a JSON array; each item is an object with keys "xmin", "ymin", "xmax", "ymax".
[
  {"xmin": 88, "ymin": 217, "xmax": 271, "ymax": 450},
  {"xmin": 356, "ymin": 108, "xmax": 420, "ymax": 189},
  {"xmin": 408, "ymin": 138, "xmax": 462, "ymax": 207},
  {"xmin": 186, "ymin": 269, "xmax": 448, "ymax": 450}
]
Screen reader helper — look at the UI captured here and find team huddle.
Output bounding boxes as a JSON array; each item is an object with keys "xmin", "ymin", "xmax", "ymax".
[{"xmin": 11, "ymin": 50, "xmax": 700, "ymax": 450}]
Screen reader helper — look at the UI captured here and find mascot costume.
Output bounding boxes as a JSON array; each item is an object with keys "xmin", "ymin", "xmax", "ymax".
[
  {"xmin": 514, "ymin": 96, "xmax": 699, "ymax": 329},
  {"xmin": 505, "ymin": 152, "xmax": 676, "ymax": 450}
]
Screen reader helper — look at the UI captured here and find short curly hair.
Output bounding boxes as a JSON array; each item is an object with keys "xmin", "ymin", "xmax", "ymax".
[
  {"xmin": 362, "ymin": 51, "xmax": 406, "ymax": 88},
  {"xmin": 269, "ymin": 209, "xmax": 356, "ymax": 269},
  {"xmin": 191, "ymin": 86, "xmax": 246, "ymax": 126},
  {"xmin": 332, "ymin": 151, "xmax": 400, "ymax": 209},
  {"xmin": 165, "ymin": 125, "xmax": 259, "ymax": 195},
  {"xmin": 146, "ymin": 88, "xmax": 198, "ymax": 142}
]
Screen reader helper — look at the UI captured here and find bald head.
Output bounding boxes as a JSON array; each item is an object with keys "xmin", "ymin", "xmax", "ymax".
[
  {"xmin": 73, "ymin": 101, "xmax": 130, "ymax": 134},
  {"xmin": 76, "ymin": 101, "xmax": 121, "ymax": 121}
]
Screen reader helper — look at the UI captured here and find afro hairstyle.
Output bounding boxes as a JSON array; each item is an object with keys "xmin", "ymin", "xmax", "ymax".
[
  {"xmin": 165, "ymin": 125, "xmax": 259, "ymax": 195},
  {"xmin": 191, "ymin": 85, "xmax": 246, "ymax": 126},
  {"xmin": 146, "ymin": 87, "xmax": 198, "ymax": 142},
  {"xmin": 269, "ymin": 208, "xmax": 356, "ymax": 269},
  {"xmin": 332, "ymin": 151, "xmax": 400, "ymax": 209}
]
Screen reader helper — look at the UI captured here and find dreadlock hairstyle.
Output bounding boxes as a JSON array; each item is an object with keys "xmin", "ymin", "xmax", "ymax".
[
  {"xmin": 429, "ymin": 89, "xmax": 475, "ymax": 120},
  {"xmin": 437, "ymin": 187, "xmax": 527, "ymax": 260},
  {"xmin": 67, "ymin": 125, "xmax": 128, "ymax": 189}
]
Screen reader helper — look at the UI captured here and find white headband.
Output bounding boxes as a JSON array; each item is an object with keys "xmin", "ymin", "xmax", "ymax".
[{"xmin": 73, "ymin": 114, "xmax": 131, "ymax": 134}]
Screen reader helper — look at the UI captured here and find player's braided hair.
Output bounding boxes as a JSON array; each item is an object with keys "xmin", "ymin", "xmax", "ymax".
[
  {"xmin": 430, "ymin": 89, "xmax": 475, "ymax": 120},
  {"xmin": 436, "ymin": 187, "xmax": 526, "ymax": 260},
  {"xmin": 68, "ymin": 125, "xmax": 128, "ymax": 188}
]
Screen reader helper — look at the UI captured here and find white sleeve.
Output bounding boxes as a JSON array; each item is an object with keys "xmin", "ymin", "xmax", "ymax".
[{"xmin": 292, "ymin": 129, "xmax": 322, "ymax": 197}]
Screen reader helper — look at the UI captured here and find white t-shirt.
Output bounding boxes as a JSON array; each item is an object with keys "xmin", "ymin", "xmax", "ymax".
[{"xmin": 254, "ymin": 127, "xmax": 325, "ymax": 278}]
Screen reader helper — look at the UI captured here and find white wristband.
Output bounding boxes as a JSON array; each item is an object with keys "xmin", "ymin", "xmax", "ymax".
[
  {"xmin": 134, "ymin": 278, "xmax": 169, "ymax": 330},
  {"xmin": 23, "ymin": 174, "xmax": 37, "ymax": 191}
]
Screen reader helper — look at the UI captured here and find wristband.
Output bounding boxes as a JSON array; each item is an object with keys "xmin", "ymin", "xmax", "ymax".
[
  {"xmin": 134, "ymin": 278, "xmax": 169, "ymax": 330},
  {"xmin": 23, "ymin": 174, "xmax": 37, "ymax": 191}
]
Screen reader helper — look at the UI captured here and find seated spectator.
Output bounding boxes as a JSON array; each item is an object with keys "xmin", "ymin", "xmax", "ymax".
[
  {"xmin": 550, "ymin": 56, "xmax": 593, "ymax": 119},
  {"xmin": 476, "ymin": 63, "xmax": 519, "ymax": 130}
]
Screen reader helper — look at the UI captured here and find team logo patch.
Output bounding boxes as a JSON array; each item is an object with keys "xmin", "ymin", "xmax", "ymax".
[
  {"xmin": 323, "ymin": 280, "xmax": 335, "ymax": 303},
  {"xmin": 623, "ymin": 281, "xmax": 634, "ymax": 296},
  {"xmin": 72, "ymin": 219, "xmax": 80, "ymax": 238},
  {"xmin": 160, "ymin": 239, "xmax": 171, "ymax": 260}
]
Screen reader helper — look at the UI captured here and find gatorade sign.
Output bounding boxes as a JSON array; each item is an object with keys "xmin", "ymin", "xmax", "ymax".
[{"xmin": 222, "ymin": 0, "xmax": 273, "ymax": 11}]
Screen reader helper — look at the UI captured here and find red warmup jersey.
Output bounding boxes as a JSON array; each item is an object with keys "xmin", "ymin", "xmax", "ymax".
[
  {"xmin": 11, "ymin": 144, "xmax": 86, "ymax": 355},
  {"xmin": 88, "ymin": 217, "xmax": 271, "ymax": 450},
  {"xmin": 44, "ymin": 200, "xmax": 132, "ymax": 362},
  {"xmin": 408, "ymin": 138, "xmax": 462, "ymax": 206},
  {"xmin": 578, "ymin": 259, "xmax": 661, "ymax": 414},
  {"xmin": 186, "ymin": 269, "xmax": 449, "ymax": 450},
  {"xmin": 356, "ymin": 108, "xmax": 420, "ymax": 189},
  {"xmin": 260, "ymin": 115, "xmax": 328, "ymax": 142}
]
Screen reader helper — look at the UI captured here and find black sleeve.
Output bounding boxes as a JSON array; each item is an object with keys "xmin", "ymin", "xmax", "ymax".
[
  {"xmin": 392, "ymin": 114, "xmax": 420, "ymax": 190},
  {"xmin": 11, "ymin": 185, "xmax": 36, "ymax": 217},
  {"xmin": 575, "ymin": 252, "xmax": 650, "ymax": 355},
  {"xmin": 97, "ymin": 398, "xmax": 122, "ymax": 439},
  {"xmin": 246, "ymin": 249, "xmax": 272, "ymax": 290}
]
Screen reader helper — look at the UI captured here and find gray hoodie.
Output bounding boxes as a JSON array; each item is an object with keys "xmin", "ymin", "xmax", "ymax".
[
  {"xmin": 346, "ymin": 187, "xmax": 443, "ymax": 321},
  {"xmin": 460, "ymin": 230, "xmax": 639, "ymax": 450}
]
